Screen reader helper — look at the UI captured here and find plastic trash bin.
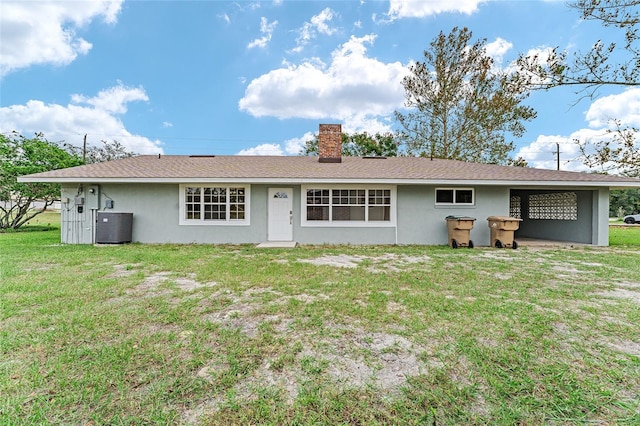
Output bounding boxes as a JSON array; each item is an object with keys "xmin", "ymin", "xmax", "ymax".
[
  {"xmin": 445, "ymin": 216, "xmax": 476, "ymax": 249},
  {"xmin": 487, "ymin": 216, "xmax": 522, "ymax": 249}
]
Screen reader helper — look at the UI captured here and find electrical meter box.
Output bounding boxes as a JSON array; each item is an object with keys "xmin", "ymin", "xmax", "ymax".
[{"xmin": 96, "ymin": 212, "xmax": 133, "ymax": 244}]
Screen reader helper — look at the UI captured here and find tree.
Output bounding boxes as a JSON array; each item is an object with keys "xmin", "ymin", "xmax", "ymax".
[
  {"xmin": 517, "ymin": 1, "xmax": 639, "ymax": 175},
  {"xmin": 577, "ymin": 118, "xmax": 639, "ymax": 177},
  {"xmin": 64, "ymin": 139, "xmax": 136, "ymax": 164},
  {"xmin": 610, "ymin": 188, "xmax": 640, "ymax": 217},
  {"xmin": 395, "ymin": 26, "xmax": 536, "ymax": 165},
  {"xmin": 0, "ymin": 132, "xmax": 83, "ymax": 229},
  {"xmin": 301, "ymin": 131, "xmax": 399, "ymax": 157},
  {"xmin": 517, "ymin": 0, "xmax": 639, "ymax": 96},
  {"xmin": 0, "ymin": 133, "xmax": 137, "ymax": 230}
]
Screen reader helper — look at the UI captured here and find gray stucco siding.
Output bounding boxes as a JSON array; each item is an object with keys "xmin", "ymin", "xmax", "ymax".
[
  {"xmin": 60, "ymin": 182, "xmax": 609, "ymax": 246},
  {"xmin": 62, "ymin": 183, "xmax": 269, "ymax": 244},
  {"xmin": 396, "ymin": 185, "xmax": 509, "ymax": 246}
]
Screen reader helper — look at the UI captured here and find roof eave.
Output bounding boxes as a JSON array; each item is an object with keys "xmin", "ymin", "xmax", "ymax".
[{"xmin": 17, "ymin": 176, "xmax": 640, "ymax": 187}]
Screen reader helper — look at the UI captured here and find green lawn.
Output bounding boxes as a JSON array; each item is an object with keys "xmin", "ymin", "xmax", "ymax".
[{"xmin": 1, "ymin": 219, "xmax": 639, "ymax": 425}]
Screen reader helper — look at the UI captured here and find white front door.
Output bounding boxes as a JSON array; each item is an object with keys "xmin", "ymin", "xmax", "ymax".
[{"xmin": 268, "ymin": 188, "xmax": 293, "ymax": 241}]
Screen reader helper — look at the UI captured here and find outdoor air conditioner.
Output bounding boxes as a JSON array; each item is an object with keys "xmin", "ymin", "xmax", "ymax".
[{"xmin": 96, "ymin": 212, "xmax": 133, "ymax": 244}]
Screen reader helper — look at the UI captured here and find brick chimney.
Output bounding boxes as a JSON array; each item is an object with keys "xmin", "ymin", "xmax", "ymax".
[{"xmin": 318, "ymin": 123, "xmax": 342, "ymax": 163}]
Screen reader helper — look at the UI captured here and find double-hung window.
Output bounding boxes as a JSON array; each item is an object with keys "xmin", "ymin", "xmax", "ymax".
[
  {"xmin": 302, "ymin": 185, "xmax": 395, "ymax": 226},
  {"xmin": 180, "ymin": 185, "xmax": 250, "ymax": 225}
]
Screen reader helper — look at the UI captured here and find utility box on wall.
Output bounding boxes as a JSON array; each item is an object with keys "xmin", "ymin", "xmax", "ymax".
[{"xmin": 96, "ymin": 212, "xmax": 133, "ymax": 244}]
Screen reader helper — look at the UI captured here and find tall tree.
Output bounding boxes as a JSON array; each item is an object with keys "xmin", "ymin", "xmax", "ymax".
[
  {"xmin": 0, "ymin": 132, "xmax": 83, "ymax": 229},
  {"xmin": 395, "ymin": 26, "xmax": 536, "ymax": 165},
  {"xmin": 517, "ymin": 1, "xmax": 639, "ymax": 175},
  {"xmin": 301, "ymin": 131, "xmax": 399, "ymax": 157},
  {"xmin": 64, "ymin": 139, "xmax": 136, "ymax": 164}
]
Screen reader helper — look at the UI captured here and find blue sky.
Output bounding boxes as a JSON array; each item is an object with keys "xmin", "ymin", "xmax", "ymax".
[{"xmin": 1, "ymin": 0, "xmax": 637, "ymax": 171}]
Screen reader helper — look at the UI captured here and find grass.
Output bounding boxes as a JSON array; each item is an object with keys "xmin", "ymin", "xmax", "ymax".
[{"xmin": 1, "ymin": 215, "xmax": 639, "ymax": 425}]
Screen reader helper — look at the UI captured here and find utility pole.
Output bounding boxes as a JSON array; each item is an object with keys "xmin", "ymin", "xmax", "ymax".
[
  {"xmin": 552, "ymin": 142, "xmax": 561, "ymax": 170},
  {"xmin": 83, "ymin": 134, "xmax": 87, "ymax": 163}
]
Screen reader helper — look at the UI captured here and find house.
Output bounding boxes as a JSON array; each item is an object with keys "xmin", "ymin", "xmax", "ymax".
[{"xmin": 18, "ymin": 124, "xmax": 640, "ymax": 246}]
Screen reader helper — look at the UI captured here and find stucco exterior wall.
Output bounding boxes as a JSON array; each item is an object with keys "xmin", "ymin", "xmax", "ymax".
[
  {"xmin": 60, "ymin": 183, "xmax": 608, "ymax": 246},
  {"xmin": 396, "ymin": 186, "xmax": 509, "ymax": 246}
]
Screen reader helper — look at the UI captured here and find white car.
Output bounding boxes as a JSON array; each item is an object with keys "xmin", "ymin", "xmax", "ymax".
[{"xmin": 623, "ymin": 214, "xmax": 640, "ymax": 224}]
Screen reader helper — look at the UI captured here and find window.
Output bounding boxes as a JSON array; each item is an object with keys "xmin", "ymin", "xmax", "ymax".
[
  {"xmin": 528, "ymin": 192, "xmax": 577, "ymax": 220},
  {"xmin": 180, "ymin": 185, "xmax": 249, "ymax": 225},
  {"xmin": 368, "ymin": 189, "xmax": 391, "ymax": 221},
  {"xmin": 302, "ymin": 186, "xmax": 394, "ymax": 226},
  {"xmin": 435, "ymin": 188, "xmax": 474, "ymax": 206}
]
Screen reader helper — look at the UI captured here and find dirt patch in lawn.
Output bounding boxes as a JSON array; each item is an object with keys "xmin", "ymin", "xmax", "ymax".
[
  {"xmin": 298, "ymin": 253, "xmax": 431, "ymax": 273},
  {"xmin": 182, "ymin": 284, "xmax": 435, "ymax": 424}
]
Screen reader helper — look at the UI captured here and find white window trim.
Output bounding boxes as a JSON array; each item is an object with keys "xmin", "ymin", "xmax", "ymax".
[
  {"xmin": 435, "ymin": 187, "xmax": 475, "ymax": 207},
  {"xmin": 301, "ymin": 184, "xmax": 396, "ymax": 227},
  {"xmin": 179, "ymin": 184, "xmax": 251, "ymax": 226}
]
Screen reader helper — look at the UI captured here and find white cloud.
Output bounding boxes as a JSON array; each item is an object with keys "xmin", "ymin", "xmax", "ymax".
[
  {"xmin": 162, "ymin": 121, "xmax": 173, "ymax": 128},
  {"xmin": 71, "ymin": 82, "xmax": 148, "ymax": 114},
  {"xmin": 485, "ymin": 38, "xmax": 513, "ymax": 65},
  {"xmin": 0, "ymin": 84, "xmax": 163, "ymax": 155},
  {"xmin": 237, "ymin": 143, "xmax": 283, "ymax": 155},
  {"xmin": 237, "ymin": 131, "xmax": 319, "ymax": 156},
  {"xmin": 292, "ymin": 8, "xmax": 338, "ymax": 53},
  {"xmin": 342, "ymin": 116, "xmax": 394, "ymax": 135},
  {"xmin": 0, "ymin": 0, "xmax": 123, "ymax": 77},
  {"xmin": 585, "ymin": 88, "xmax": 640, "ymax": 128},
  {"xmin": 517, "ymin": 134, "xmax": 585, "ymax": 171},
  {"xmin": 517, "ymin": 89, "xmax": 640, "ymax": 171},
  {"xmin": 311, "ymin": 8, "xmax": 338, "ymax": 36},
  {"xmin": 387, "ymin": 0, "xmax": 485, "ymax": 19},
  {"xmin": 239, "ymin": 34, "xmax": 409, "ymax": 121},
  {"xmin": 284, "ymin": 131, "xmax": 315, "ymax": 155},
  {"xmin": 239, "ymin": 119, "xmax": 395, "ymax": 157},
  {"xmin": 247, "ymin": 17, "xmax": 278, "ymax": 49}
]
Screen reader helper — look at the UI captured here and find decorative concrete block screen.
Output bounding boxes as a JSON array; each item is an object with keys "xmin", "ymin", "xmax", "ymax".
[
  {"xmin": 510, "ymin": 196, "xmax": 522, "ymax": 219},
  {"xmin": 528, "ymin": 192, "xmax": 578, "ymax": 220}
]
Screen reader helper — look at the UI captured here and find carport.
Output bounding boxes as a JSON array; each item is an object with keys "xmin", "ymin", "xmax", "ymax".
[{"xmin": 509, "ymin": 189, "xmax": 607, "ymax": 245}]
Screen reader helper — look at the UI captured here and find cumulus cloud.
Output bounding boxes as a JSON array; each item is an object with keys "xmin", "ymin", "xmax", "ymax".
[
  {"xmin": 517, "ymin": 89, "xmax": 640, "ymax": 171},
  {"xmin": 292, "ymin": 8, "xmax": 338, "ymax": 53},
  {"xmin": 585, "ymin": 88, "xmax": 640, "ymax": 128},
  {"xmin": 387, "ymin": 0, "xmax": 485, "ymax": 19},
  {"xmin": 0, "ymin": 84, "xmax": 163, "ymax": 155},
  {"xmin": 485, "ymin": 38, "xmax": 513, "ymax": 65},
  {"xmin": 0, "ymin": 0, "xmax": 123, "ymax": 77},
  {"xmin": 237, "ymin": 143, "xmax": 283, "ymax": 155},
  {"xmin": 239, "ymin": 34, "xmax": 408, "ymax": 121},
  {"xmin": 238, "ymin": 118, "xmax": 395, "ymax": 157},
  {"xmin": 517, "ymin": 134, "xmax": 584, "ymax": 171},
  {"xmin": 247, "ymin": 17, "xmax": 278, "ymax": 49},
  {"xmin": 284, "ymin": 131, "xmax": 316, "ymax": 155},
  {"xmin": 71, "ymin": 83, "xmax": 148, "ymax": 114}
]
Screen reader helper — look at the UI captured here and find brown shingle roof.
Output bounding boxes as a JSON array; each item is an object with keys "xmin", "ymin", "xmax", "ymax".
[{"xmin": 18, "ymin": 155, "xmax": 640, "ymax": 186}]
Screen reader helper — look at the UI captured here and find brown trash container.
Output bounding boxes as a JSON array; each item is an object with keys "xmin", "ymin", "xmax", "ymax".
[
  {"xmin": 487, "ymin": 216, "xmax": 522, "ymax": 249},
  {"xmin": 445, "ymin": 216, "xmax": 476, "ymax": 248}
]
